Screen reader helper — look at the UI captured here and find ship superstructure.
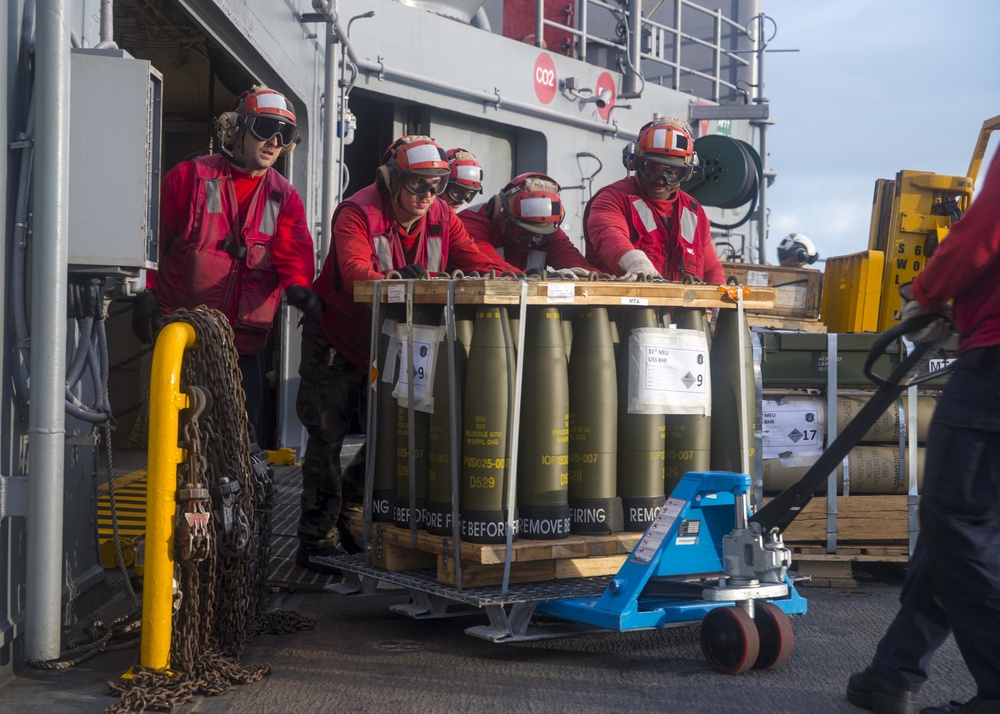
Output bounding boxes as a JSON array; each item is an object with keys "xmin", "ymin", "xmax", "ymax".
[{"xmin": 0, "ymin": 0, "xmax": 767, "ymax": 677}]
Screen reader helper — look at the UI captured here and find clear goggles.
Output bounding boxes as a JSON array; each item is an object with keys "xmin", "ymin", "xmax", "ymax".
[
  {"xmin": 637, "ymin": 157, "xmax": 692, "ymax": 186},
  {"xmin": 246, "ymin": 115, "xmax": 298, "ymax": 147},
  {"xmin": 402, "ymin": 173, "xmax": 449, "ymax": 197}
]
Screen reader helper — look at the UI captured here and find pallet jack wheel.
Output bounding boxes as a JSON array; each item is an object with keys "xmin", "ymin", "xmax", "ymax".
[
  {"xmin": 699, "ymin": 606, "xmax": 760, "ymax": 674},
  {"xmin": 752, "ymin": 602, "xmax": 795, "ymax": 670}
]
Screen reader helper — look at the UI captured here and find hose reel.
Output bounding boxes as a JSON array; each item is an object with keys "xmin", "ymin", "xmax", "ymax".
[{"xmin": 681, "ymin": 135, "xmax": 762, "ymax": 229}]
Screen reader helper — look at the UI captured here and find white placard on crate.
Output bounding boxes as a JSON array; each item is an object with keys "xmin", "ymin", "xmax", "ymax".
[
  {"xmin": 761, "ymin": 396, "xmax": 826, "ymax": 459},
  {"xmin": 546, "ymin": 283, "xmax": 575, "ymax": 303},
  {"xmin": 389, "ymin": 323, "xmax": 444, "ymax": 413},
  {"xmin": 745, "ymin": 270, "xmax": 770, "ymax": 287},
  {"xmin": 387, "ymin": 283, "xmax": 406, "ymax": 303},
  {"xmin": 774, "ymin": 285, "xmax": 808, "ymax": 309},
  {"xmin": 627, "ymin": 327, "xmax": 711, "ymax": 415}
]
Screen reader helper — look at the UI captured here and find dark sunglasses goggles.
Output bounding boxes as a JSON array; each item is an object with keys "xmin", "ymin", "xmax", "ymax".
[
  {"xmin": 402, "ymin": 173, "xmax": 449, "ymax": 197},
  {"xmin": 446, "ymin": 184, "xmax": 479, "ymax": 204},
  {"xmin": 637, "ymin": 158, "xmax": 692, "ymax": 186},
  {"xmin": 246, "ymin": 115, "xmax": 298, "ymax": 147}
]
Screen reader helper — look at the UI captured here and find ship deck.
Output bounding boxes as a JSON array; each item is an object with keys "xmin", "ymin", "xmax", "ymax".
[{"xmin": 1, "ymin": 443, "xmax": 977, "ymax": 713}]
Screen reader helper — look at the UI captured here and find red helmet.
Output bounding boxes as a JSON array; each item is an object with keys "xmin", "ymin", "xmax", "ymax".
[
  {"xmin": 382, "ymin": 135, "xmax": 449, "ymax": 176},
  {"xmin": 239, "ymin": 87, "xmax": 297, "ymax": 125},
  {"xmin": 634, "ymin": 118, "xmax": 695, "ymax": 167},
  {"xmin": 446, "ymin": 148, "xmax": 484, "ymax": 192},
  {"xmin": 499, "ymin": 172, "xmax": 564, "ymax": 236}
]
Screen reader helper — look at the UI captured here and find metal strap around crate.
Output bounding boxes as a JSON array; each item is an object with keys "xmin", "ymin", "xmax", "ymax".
[
  {"xmin": 501, "ymin": 279, "xmax": 529, "ymax": 596},
  {"xmin": 904, "ymin": 343, "xmax": 920, "ymax": 556},
  {"xmin": 736, "ymin": 286, "xmax": 751, "ymax": 477},
  {"xmin": 752, "ymin": 330, "xmax": 765, "ymax": 511},
  {"xmin": 405, "ymin": 279, "xmax": 419, "ymax": 550},
  {"xmin": 445, "ymin": 280, "xmax": 463, "ymax": 591},
  {"xmin": 364, "ymin": 280, "xmax": 385, "ymax": 559},
  {"xmin": 826, "ymin": 332, "xmax": 839, "ymax": 554}
]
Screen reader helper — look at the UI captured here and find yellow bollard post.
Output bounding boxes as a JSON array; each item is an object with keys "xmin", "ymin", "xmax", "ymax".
[{"xmin": 137, "ymin": 321, "xmax": 197, "ymax": 673}]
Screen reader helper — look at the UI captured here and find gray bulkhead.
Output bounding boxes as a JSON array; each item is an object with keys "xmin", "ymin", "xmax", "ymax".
[{"xmin": 0, "ymin": 0, "xmax": 762, "ymax": 680}]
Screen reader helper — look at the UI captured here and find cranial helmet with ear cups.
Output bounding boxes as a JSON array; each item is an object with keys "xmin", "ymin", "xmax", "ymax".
[
  {"xmin": 446, "ymin": 148, "xmax": 484, "ymax": 192},
  {"xmin": 497, "ymin": 172, "xmax": 564, "ymax": 236},
  {"xmin": 376, "ymin": 135, "xmax": 450, "ymax": 198},
  {"xmin": 623, "ymin": 117, "xmax": 695, "ymax": 172},
  {"xmin": 215, "ymin": 84, "xmax": 300, "ymax": 156}
]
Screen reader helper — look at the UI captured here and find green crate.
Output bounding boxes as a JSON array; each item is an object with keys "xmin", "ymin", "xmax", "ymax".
[
  {"xmin": 759, "ymin": 331, "xmax": 956, "ymax": 389},
  {"xmin": 760, "ymin": 332, "xmax": 901, "ymax": 388}
]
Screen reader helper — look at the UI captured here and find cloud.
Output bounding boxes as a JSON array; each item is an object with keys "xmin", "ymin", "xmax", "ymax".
[{"xmin": 763, "ymin": 0, "xmax": 1000, "ymax": 267}]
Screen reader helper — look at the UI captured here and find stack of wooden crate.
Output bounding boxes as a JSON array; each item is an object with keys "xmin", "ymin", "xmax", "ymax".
[{"xmin": 721, "ymin": 261, "xmax": 826, "ymax": 333}]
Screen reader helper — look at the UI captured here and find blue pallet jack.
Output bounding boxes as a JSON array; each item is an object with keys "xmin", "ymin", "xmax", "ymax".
[
  {"xmin": 530, "ymin": 470, "xmax": 805, "ymax": 674},
  {"xmin": 333, "ymin": 313, "xmax": 951, "ymax": 675},
  {"xmin": 496, "ymin": 314, "xmax": 949, "ymax": 673}
]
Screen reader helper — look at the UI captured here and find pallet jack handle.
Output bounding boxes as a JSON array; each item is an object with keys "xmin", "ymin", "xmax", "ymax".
[{"xmin": 749, "ymin": 313, "xmax": 954, "ymax": 535}]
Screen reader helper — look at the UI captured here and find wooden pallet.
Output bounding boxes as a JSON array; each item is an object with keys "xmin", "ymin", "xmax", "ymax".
[
  {"xmin": 746, "ymin": 314, "xmax": 827, "ymax": 333},
  {"xmin": 369, "ymin": 523, "xmax": 642, "ymax": 588},
  {"xmin": 354, "ymin": 279, "xmax": 776, "ymax": 310},
  {"xmin": 788, "ymin": 543, "xmax": 910, "ymax": 588},
  {"xmin": 768, "ymin": 495, "xmax": 913, "ymax": 543}
]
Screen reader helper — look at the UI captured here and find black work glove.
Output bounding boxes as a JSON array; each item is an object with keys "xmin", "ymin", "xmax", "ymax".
[
  {"xmin": 286, "ymin": 285, "xmax": 324, "ymax": 320},
  {"xmin": 396, "ymin": 264, "xmax": 426, "ymax": 279},
  {"xmin": 131, "ymin": 290, "xmax": 162, "ymax": 345}
]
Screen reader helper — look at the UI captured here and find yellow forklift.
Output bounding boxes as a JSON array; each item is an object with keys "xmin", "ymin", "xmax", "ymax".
[{"xmin": 822, "ymin": 114, "xmax": 1000, "ymax": 332}]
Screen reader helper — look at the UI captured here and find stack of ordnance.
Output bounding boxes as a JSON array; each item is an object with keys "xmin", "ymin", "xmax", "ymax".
[
  {"xmin": 756, "ymin": 329, "xmax": 952, "ymax": 586},
  {"xmin": 354, "ymin": 278, "xmax": 768, "ymax": 587}
]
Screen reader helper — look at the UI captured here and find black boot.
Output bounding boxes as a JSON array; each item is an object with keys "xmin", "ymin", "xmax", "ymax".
[{"xmin": 847, "ymin": 667, "xmax": 917, "ymax": 714}]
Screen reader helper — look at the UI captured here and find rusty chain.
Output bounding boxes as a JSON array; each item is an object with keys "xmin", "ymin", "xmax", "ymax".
[{"xmin": 106, "ymin": 307, "xmax": 313, "ymax": 713}]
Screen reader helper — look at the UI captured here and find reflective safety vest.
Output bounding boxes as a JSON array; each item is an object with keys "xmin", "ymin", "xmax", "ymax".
[
  {"xmin": 584, "ymin": 177, "xmax": 709, "ymax": 281},
  {"xmin": 342, "ymin": 185, "xmax": 447, "ymax": 274},
  {"xmin": 156, "ymin": 153, "xmax": 297, "ymax": 354},
  {"xmin": 317, "ymin": 184, "xmax": 453, "ymax": 370}
]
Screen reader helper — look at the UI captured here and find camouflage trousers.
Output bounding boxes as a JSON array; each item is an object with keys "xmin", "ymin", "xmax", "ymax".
[{"xmin": 296, "ymin": 318, "xmax": 367, "ymax": 550}]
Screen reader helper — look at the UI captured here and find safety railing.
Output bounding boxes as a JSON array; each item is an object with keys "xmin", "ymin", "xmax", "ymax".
[
  {"xmin": 137, "ymin": 320, "xmax": 197, "ymax": 672},
  {"xmin": 532, "ymin": 0, "xmax": 753, "ymax": 102}
]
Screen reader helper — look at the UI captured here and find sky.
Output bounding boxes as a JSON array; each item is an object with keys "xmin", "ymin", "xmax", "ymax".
[{"xmin": 762, "ymin": 0, "xmax": 1000, "ymax": 267}]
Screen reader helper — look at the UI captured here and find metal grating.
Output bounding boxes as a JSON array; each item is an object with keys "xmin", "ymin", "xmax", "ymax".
[
  {"xmin": 329, "ymin": 553, "xmax": 612, "ymax": 607},
  {"xmin": 266, "ymin": 462, "xmax": 614, "ymax": 605},
  {"xmin": 267, "ymin": 463, "xmax": 342, "ymax": 590}
]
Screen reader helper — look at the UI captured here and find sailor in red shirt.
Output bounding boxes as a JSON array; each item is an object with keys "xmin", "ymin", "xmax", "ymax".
[
  {"xmin": 132, "ymin": 86, "xmax": 318, "ymax": 438},
  {"xmin": 583, "ymin": 117, "xmax": 724, "ymax": 284},
  {"xmin": 460, "ymin": 172, "xmax": 595, "ymax": 278},
  {"xmin": 296, "ymin": 135, "xmax": 512, "ymax": 572},
  {"xmin": 847, "ymin": 148, "xmax": 1000, "ymax": 714}
]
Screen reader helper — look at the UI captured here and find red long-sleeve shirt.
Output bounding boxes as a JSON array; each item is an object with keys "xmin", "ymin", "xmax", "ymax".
[
  {"xmin": 316, "ymin": 187, "xmax": 515, "ymax": 369},
  {"xmin": 912, "ymin": 153, "xmax": 1000, "ymax": 353},
  {"xmin": 329, "ymin": 201, "xmax": 515, "ymax": 289},
  {"xmin": 459, "ymin": 203, "xmax": 594, "ymax": 272},
  {"xmin": 584, "ymin": 177, "xmax": 724, "ymax": 284}
]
